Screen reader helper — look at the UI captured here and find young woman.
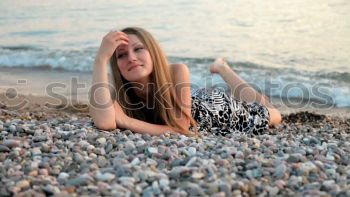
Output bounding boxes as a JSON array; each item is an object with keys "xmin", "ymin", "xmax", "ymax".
[{"xmin": 90, "ymin": 27, "xmax": 281, "ymax": 136}]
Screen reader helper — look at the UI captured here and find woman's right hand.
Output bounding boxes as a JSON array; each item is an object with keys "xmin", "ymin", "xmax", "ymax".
[{"xmin": 96, "ymin": 31, "xmax": 129, "ymax": 63}]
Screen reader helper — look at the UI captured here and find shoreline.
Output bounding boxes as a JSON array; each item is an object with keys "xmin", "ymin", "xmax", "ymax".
[{"xmin": 1, "ymin": 92, "xmax": 349, "ymax": 119}]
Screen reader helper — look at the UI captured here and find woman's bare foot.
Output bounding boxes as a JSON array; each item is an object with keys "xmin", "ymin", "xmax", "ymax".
[{"xmin": 210, "ymin": 58, "xmax": 229, "ymax": 74}]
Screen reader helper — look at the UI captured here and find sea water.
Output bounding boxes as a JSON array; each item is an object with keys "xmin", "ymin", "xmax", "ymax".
[{"xmin": 0, "ymin": 0, "xmax": 349, "ymax": 106}]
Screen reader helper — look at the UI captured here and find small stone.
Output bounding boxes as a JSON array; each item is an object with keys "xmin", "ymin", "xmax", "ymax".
[
  {"xmin": 159, "ymin": 179, "xmax": 169, "ymax": 189},
  {"xmin": 31, "ymin": 147, "xmax": 42, "ymax": 155},
  {"xmin": 42, "ymin": 185, "xmax": 60, "ymax": 195},
  {"xmin": 169, "ymin": 191, "xmax": 181, "ymax": 197},
  {"xmin": 67, "ymin": 177, "xmax": 89, "ymax": 186},
  {"xmin": 169, "ymin": 167, "xmax": 191, "ymax": 179},
  {"xmin": 96, "ymin": 172, "xmax": 115, "ymax": 182},
  {"xmin": 73, "ymin": 153, "xmax": 84, "ymax": 163},
  {"xmin": 136, "ymin": 140, "xmax": 146, "ymax": 147},
  {"xmin": 119, "ymin": 177, "xmax": 136, "ymax": 188},
  {"xmin": 246, "ymin": 169, "xmax": 262, "ymax": 178},
  {"xmin": 8, "ymin": 125, "xmax": 16, "ymax": 133},
  {"xmin": 16, "ymin": 180, "xmax": 30, "ymax": 190},
  {"xmin": 188, "ymin": 147, "xmax": 197, "ymax": 156},
  {"xmin": 131, "ymin": 157, "xmax": 140, "ymax": 166},
  {"xmin": 263, "ymin": 140, "xmax": 275, "ymax": 147},
  {"xmin": 274, "ymin": 164, "xmax": 287, "ymax": 178},
  {"xmin": 268, "ymin": 186, "xmax": 279, "ymax": 196},
  {"xmin": 302, "ymin": 138, "xmax": 310, "ymax": 144},
  {"xmin": 58, "ymin": 172, "xmax": 69, "ymax": 180},
  {"xmin": 28, "ymin": 170, "xmax": 38, "ymax": 177},
  {"xmin": 232, "ymin": 190, "xmax": 241, "ymax": 196},
  {"xmin": 219, "ymin": 183, "xmax": 231, "ymax": 196},
  {"xmin": 207, "ymin": 183, "xmax": 219, "ymax": 195},
  {"xmin": 192, "ymin": 172, "xmax": 205, "ymax": 179},
  {"xmin": 39, "ymin": 169, "xmax": 49, "ymax": 176},
  {"xmin": 97, "ymin": 137, "xmax": 106, "ymax": 144},
  {"xmin": 33, "ymin": 135, "xmax": 47, "ymax": 142},
  {"xmin": 322, "ymin": 180, "xmax": 335, "ymax": 188},
  {"xmin": 181, "ymin": 182, "xmax": 205, "ymax": 196},
  {"xmin": 147, "ymin": 147, "xmax": 158, "ymax": 154},
  {"xmin": 97, "ymin": 156, "xmax": 108, "ymax": 167},
  {"xmin": 125, "ymin": 140, "xmax": 136, "ymax": 150},
  {"xmin": 211, "ymin": 192, "xmax": 226, "ymax": 197},
  {"xmin": 3, "ymin": 139, "xmax": 20, "ymax": 148},
  {"xmin": 0, "ymin": 145, "xmax": 10, "ymax": 152},
  {"xmin": 287, "ymin": 154, "xmax": 302, "ymax": 163}
]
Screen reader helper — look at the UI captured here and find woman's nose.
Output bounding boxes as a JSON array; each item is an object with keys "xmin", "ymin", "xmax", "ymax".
[{"xmin": 128, "ymin": 51, "xmax": 137, "ymax": 62}]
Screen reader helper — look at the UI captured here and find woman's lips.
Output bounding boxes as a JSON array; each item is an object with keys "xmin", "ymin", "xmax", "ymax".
[{"xmin": 128, "ymin": 64, "xmax": 141, "ymax": 71}]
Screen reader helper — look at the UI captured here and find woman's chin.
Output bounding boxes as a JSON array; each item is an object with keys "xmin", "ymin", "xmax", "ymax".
[{"xmin": 125, "ymin": 74, "xmax": 149, "ymax": 83}]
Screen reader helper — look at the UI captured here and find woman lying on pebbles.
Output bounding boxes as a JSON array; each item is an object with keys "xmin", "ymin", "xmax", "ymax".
[{"xmin": 90, "ymin": 27, "xmax": 281, "ymax": 136}]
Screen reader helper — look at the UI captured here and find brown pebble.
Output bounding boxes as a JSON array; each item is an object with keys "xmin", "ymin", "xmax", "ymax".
[
  {"xmin": 16, "ymin": 180, "xmax": 30, "ymax": 190},
  {"xmin": 39, "ymin": 169, "xmax": 49, "ymax": 176},
  {"xmin": 232, "ymin": 190, "xmax": 241, "ymax": 196},
  {"xmin": 240, "ymin": 184, "xmax": 249, "ymax": 193},
  {"xmin": 211, "ymin": 192, "xmax": 226, "ymax": 197},
  {"xmin": 248, "ymin": 183, "xmax": 256, "ymax": 197},
  {"xmin": 65, "ymin": 186, "xmax": 76, "ymax": 193},
  {"xmin": 28, "ymin": 170, "xmax": 38, "ymax": 177}
]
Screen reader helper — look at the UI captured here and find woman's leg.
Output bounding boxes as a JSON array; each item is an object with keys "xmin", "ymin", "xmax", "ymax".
[{"xmin": 210, "ymin": 58, "xmax": 282, "ymax": 126}]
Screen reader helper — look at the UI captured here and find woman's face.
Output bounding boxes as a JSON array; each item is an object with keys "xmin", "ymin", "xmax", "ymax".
[{"xmin": 116, "ymin": 34, "xmax": 153, "ymax": 83}]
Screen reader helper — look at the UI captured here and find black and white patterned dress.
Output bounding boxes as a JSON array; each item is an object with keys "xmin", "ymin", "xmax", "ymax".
[{"xmin": 191, "ymin": 88, "xmax": 270, "ymax": 135}]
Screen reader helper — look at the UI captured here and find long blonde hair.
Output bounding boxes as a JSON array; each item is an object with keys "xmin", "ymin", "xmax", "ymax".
[{"xmin": 110, "ymin": 27, "xmax": 197, "ymax": 135}]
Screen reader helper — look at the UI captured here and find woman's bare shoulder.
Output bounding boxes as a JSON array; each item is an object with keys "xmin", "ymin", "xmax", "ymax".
[
  {"xmin": 169, "ymin": 63, "xmax": 190, "ymax": 73},
  {"xmin": 169, "ymin": 63, "xmax": 190, "ymax": 85}
]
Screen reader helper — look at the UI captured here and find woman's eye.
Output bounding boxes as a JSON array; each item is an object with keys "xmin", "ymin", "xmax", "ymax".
[
  {"xmin": 117, "ymin": 53, "xmax": 126, "ymax": 59},
  {"xmin": 135, "ymin": 47, "xmax": 143, "ymax": 51}
]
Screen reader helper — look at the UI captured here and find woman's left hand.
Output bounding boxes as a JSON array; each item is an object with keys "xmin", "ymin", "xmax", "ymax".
[{"xmin": 113, "ymin": 101, "xmax": 130, "ymax": 129}]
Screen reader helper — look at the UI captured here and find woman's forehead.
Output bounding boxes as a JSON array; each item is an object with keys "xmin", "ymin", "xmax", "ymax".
[
  {"xmin": 128, "ymin": 34, "xmax": 142, "ymax": 44},
  {"xmin": 117, "ymin": 35, "xmax": 143, "ymax": 51}
]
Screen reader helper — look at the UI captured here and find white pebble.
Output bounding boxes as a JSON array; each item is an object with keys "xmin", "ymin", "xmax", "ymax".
[
  {"xmin": 159, "ymin": 179, "xmax": 169, "ymax": 189},
  {"xmin": 148, "ymin": 147, "xmax": 158, "ymax": 154},
  {"xmin": 97, "ymin": 137, "xmax": 106, "ymax": 144},
  {"xmin": 131, "ymin": 158, "xmax": 140, "ymax": 166},
  {"xmin": 58, "ymin": 172, "xmax": 70, "ymax": 179},
  {"xmin": 188, "ymin": 147, "xmax": 197, "ymax": 156}
]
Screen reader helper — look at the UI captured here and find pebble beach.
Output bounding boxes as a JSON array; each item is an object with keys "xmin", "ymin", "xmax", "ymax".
[{"xmin": 1, "ymin": 96, "xmax": 350, "ymax": 197}]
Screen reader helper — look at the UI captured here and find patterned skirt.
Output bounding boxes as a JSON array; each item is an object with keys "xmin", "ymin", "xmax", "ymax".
[{"xmin": 191, "ymin": 88, "xmax": 270, "ymax": 135}]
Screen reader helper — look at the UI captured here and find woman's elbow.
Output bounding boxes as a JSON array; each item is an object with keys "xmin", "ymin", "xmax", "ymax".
[
  {"xmin": 91, "ymin": 115, "xmax": 117, "ymax": 130},
  {"xmin": 94, "ymin": 121, "xmax": 117, "ymax": 130},
  {"xmin": 268, "ymin": 108, "xmax": 282, "ymax": 126}
]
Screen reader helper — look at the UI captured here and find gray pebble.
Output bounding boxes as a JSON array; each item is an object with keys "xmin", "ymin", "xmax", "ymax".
[
  {"xmin": 274, "ymin": 163, "xmax": 287, "ymax": 178},
  {"xmin": 8, "ymin": 125, "xmax": 16, "ymax": 133},
  {"xmin": 33, "ymin": 135, "xmax": 47, "ymax": 142},
  {"xmin": 67, "ymin": 177, "xmax": 89, "ymax": 186},
  {"xmin": 0, "ymin": 145, "xmax": 10, "ymax": 152},
  {"xmin": 96, "ymin": 172, "xmax": 115, "ymax": 181}
]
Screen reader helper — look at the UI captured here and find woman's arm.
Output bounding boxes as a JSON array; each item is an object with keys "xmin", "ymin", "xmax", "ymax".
[
  {"xmin": 113, "ymin": 101, "xmax": 177, "ymax": 135},
  {"xmin": 170, "ymin": 63, "xmax": 192, "ymax": 130},
  {"xmin": 89, "ymin": 58, "xmax": 116, "ymax": 130},
  {"xmin": 89, "ymin": 31, "xmax": 129, "ymax": 130}
]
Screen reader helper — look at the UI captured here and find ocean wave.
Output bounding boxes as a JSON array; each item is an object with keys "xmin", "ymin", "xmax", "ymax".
[{"xmin": 1, "ymin": 47, "xmax": 349, "ymax": 107}]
